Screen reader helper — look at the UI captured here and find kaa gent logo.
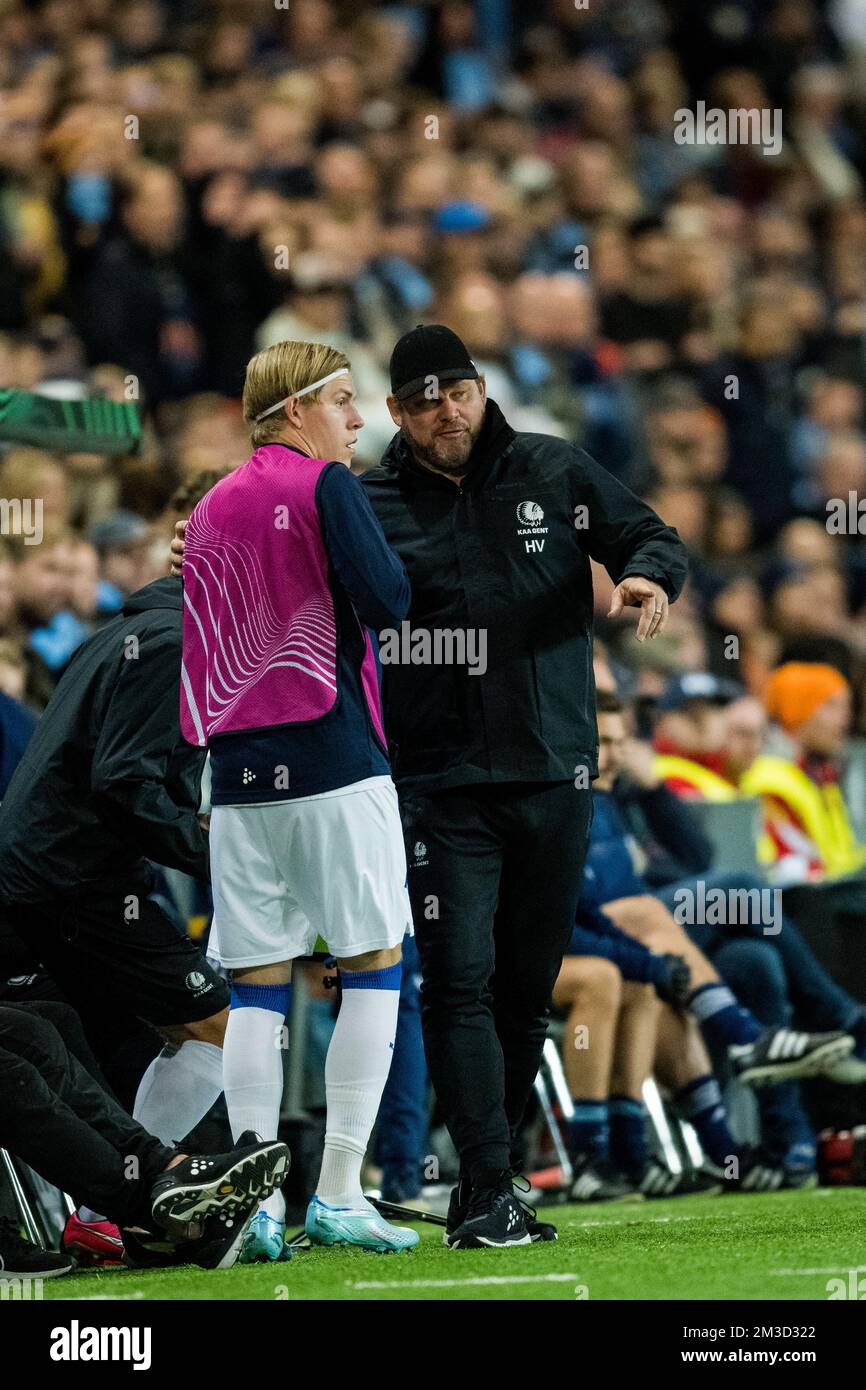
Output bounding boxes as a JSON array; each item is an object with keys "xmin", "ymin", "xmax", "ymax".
[
  {"xmin": 516, "ymin": 501, "xmax": 548, "ymax": 554},
  {"xmin": 413, "ymin": 840, "xmax": 429, "ymax": 867},
  {"xmin": 517, "ymin": 501, "xmax": 544, "ymax": 525}
]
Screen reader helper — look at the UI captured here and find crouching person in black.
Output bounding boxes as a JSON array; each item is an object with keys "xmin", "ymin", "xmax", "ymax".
[
  {"xmin": 0, "ymin": 476, "xmax": 231, "ymax": 1261},
  {"xmin": 0, "ymin": 1000, "xmax": 288, "ymax": 1277}
]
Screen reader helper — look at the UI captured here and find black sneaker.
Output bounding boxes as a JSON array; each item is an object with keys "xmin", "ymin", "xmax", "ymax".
[
  {"xmin": 636, "ymin": 1161, "xmax": 722, "ymax": 1199},
  {"xmin": 568, "ymin": 1155, "xmax": 644, "ymax": 1203},
  {"xmin": 121, "ymin": 1229, "xmax": 191, "ymax": 1269},
  {"xmin": 738, "ymin": 1147, "xmax": 817, "ymax": 1192},
  {"xmin": 448, "ymin": 1170, "xmax": 531, "ymax": 1249},
  {"xmin": 149, "ymin": 1131, "xmax": 290, "ymax": 1242},
  {"xmin": 730, "ymin": 1027, "xmax": 853, "ymax": 1088},
  {"xmin": 0, "ymin": 1235, "xmax": 73, "ymax": 1279},
  {"xmin": 444, "ymin": 1174, "xmax": 557, "ymax": 1245},
  {"xmin": 123, "ymin": 1209, "xmax": 261, "ymax": 1271},
  {"xmin": 701, "ymin": 1147, "xmax": 815, "ymax": 1193}
]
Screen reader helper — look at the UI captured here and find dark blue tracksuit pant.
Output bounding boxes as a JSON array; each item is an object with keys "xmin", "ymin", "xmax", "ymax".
[{"xmin": 375, "ymin": 935, "xmax": 429, "ymax": 1198}]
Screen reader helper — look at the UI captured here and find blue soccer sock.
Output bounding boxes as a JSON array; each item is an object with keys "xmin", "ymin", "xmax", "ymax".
[
  {"xmin": 689, "ymin": 982, "xmax": 761, "ymax": 1050},
  {"xmin": 675, "ymin": 1075, "xmax": 741, "ymax": 1170},
  {"xmin": 609, "ymin": 1095, "xmax": 649, "ymax": 1175},
  {"xmin": 567, "ymin": 1100, "xmax": 609, "ymax": 1163}
]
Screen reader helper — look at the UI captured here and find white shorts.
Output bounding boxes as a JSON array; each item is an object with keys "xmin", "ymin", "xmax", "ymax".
[{"xmin": 207, "ymin": 775, "xmax": 413, "ymax": 969}]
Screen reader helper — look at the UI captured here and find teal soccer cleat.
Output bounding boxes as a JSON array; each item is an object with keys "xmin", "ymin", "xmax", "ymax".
[
  {"xmin": 305, "ymin": 1196, "xmax": 420, "ymax": 1253},
  {"xmin": 240, "ymin": 1211, "xmax": 293, "ymax": 1264}
]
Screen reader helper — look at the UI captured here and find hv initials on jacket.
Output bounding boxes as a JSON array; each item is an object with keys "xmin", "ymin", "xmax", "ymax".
[{"xmin": 361, "ymin": 400, "xmax": 689, "ymax": 792}]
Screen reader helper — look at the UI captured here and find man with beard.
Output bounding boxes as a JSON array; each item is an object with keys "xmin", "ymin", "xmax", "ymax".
[
  {"xmin": 365, "ymin": 325, "xmax": 687, "ymax": 1248},
  {"xmin": 173, "ymin": 324, "xmax": 688, "ymax": 1249}
]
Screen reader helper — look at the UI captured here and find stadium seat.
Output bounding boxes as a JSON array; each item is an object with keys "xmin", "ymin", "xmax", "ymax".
[
  {"xmin": 691, "ymin": 798, "xmax": 766, "ymax": 878},
  {"xmin": 531, "ymin": 1033, "xmax": 708, "ymax": 1184},
  {"xmin": 642, "ymin": 1077, "xmax": 693, "ymax": 1174},
  {"xmin": 842, "ymin": 738, "xmax": 866, "ymax": 841}
]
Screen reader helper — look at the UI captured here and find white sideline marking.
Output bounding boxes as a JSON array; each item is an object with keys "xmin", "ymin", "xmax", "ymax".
[
  {"xmin": 569, "ymin": 1214, "xmax": 710, "ymax": 1229},
  {"xmin": 769, "ymin": 1266, "xmax": 866, "ymax": 1277},
  {"xmin": 347, "ymin": 1273, "xmax": 579, "ymax": 1290},
  {"xmin": 71, "ymin": 1291, "xmax": 147, "ymax": 1300}
]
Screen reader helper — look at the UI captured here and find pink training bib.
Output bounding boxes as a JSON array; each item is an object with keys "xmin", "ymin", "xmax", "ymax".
[{"xmin": 180, "ymin": 444, "xmax": 339, "ymax": 746}]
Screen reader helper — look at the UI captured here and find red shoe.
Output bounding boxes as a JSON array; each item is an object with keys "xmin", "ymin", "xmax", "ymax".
[
  {"xmin": 525, "ymin": 1164, "xmax": 567, "ymax": 1191},
  {"xmin": 62, "ymin": 1212, "xmax": 125, "ymax": 1265}
]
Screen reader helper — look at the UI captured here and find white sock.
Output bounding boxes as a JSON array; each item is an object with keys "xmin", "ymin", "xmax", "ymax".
[
  {"xmin": 223, "ymin": 996, "xmax": 288, "ymax": 1221},
  {"xmin": 133, "ymin": 1040, "xmax": 224, "ymax": 1147},
  {"xmin": 316, "ymin": 967, "xmax": 401, "ymax": 1207}
]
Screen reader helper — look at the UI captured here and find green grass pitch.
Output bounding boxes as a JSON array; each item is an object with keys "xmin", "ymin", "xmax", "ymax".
[{"xmin": 43, "ymin": 1189, "xmax": 866, "ymax": 1301}]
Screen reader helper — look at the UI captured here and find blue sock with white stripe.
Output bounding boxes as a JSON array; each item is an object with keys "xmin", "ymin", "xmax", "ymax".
[
  {"xmin": 567, "ymin": 1100, "xmax": 609, "ymax": 1162},
  {"xmin": 609, "ymin": 1095, "xmax": 649, "ymax": 1176},
  {"xmin": 224, "ymin": 980, "xmax": 292, "ymax": 1220},
  {"xmin": 675, "ymin": 1075, "xmax": 741, "ymax": 1169},
  {"xmin": 317, "ymin": 962, "xmax": 402, "ymax": 1206},
  {"xmin": 689, "ymin": 982, "xmax": 761, "ymax": 1050}
]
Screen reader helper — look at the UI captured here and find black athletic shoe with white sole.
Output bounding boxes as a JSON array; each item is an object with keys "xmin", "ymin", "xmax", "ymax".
[
  {"xmin": 0, "ymin": 1235, "xmax": 73, "ymax": 1279},
  {"xmin": 123, "ymin": 1207, "xmax": 261, "ymax": 1271},
  {"xmin": 447, "ymin": 1170, "xmax": 531, "ymax": 1249},
  {"xmin": 636, "ymin": 1161, "xmax": 722, "ymax": 1199},
  {"xmin": 730, "ymin": 1026, "xmax": 853, "ymax": 1088},
  {"xmin": 444, "ymin": 1174, "xmax": 556, "ymax": 1245},
  {"xmin": 568, "ymin": 1155, "xmax": 644, "ymax": 1203},
  {"xmin": 702, "ymin": 1147, "xmax": 817, "ymax": 1194},
  {"xmin": 149, "ymin": 1131, "xmax": 290, "ymax": 1242},
  {"xmin": 121, "ymin": 1229, "xmax": 189, "ymax": 1269}
]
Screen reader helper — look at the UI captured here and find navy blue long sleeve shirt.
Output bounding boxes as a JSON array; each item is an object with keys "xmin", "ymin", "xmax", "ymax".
[
  {"xmin": 568, "ymin": 911, "xmax": 663, "ymax": 985},
  {"xmin": 614, "ymin": 780, "xmax": 713, "ymax": 886},
  {"xmin": 567, "ymin": 789, "xmax": 664, "ymax": 985}
]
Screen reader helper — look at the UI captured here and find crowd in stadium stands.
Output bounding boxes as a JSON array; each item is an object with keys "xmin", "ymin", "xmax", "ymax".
[
  {"xmin": 2, "ymin": 0, "xmax": 866, "ymax": 1253},
  {"xmin": 1, "ymin": 2, "xmax": 866, "ymax": 717}
]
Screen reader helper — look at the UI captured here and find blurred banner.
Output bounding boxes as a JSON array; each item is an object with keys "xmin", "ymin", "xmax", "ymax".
[{"xmin": 0, "ymin": 391, "xmax": 140, "ymax": 453}]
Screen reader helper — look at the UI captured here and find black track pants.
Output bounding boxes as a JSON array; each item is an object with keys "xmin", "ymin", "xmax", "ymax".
[
  {"xmin": 401, "ymin": 781, "xmax": 592, "ymax": 1181},
  {"xmin": 0, "ymin": 1002, "xmax": 173, "ymax": 1226}
]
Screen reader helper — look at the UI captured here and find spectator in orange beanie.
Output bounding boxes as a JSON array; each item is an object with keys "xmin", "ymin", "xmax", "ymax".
[{"xmin": 740, "ymin": 663, "xmax": 866, "ymax": 883}]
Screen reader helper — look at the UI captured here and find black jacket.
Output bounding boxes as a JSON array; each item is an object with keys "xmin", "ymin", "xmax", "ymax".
[
  {"xmin": 361, "ymin": 400, "xmax": 688, "ymax": 792},
  {"xmin": 0, "ymin": 577, "xmax": 208, "ymax": 905}
]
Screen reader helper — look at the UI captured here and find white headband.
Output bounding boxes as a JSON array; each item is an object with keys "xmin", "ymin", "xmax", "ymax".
[{"xmin": 254, "ymin": 368, "xmax": 351, "ymax": 422}]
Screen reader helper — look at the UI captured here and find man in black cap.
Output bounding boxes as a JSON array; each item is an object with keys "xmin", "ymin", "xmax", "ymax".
[
  {"xmin": 360, "ymin": 324, "xmax": 688, "ymax": 1248},
  {"xmin": 168, "ymin": 325, "xmax": 690, "ymax": 1247}
]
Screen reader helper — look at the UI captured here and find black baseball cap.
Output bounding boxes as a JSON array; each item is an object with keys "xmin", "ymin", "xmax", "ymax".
[
  {"xmin": 657, "ymin": 672, "xmax": 744, "ymax": 712},
  {"xmin": 389, "ymin": 323, "xmax": 479, "ymax": 401},
  {"xmin": 88, "ymin": 509, "xmax": 149, "ymax": 555}
]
